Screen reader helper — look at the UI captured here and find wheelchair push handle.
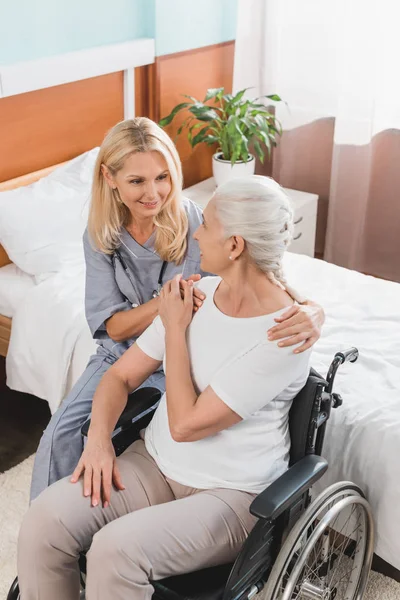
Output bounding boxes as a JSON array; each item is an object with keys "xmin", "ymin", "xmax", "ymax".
[
  {"xmin": 335, "ymin": 347, "xmax": 359, "ymax": 364},
  {"xmin": 326, "ymin": 346, "xmax": 359, "ymax": 394}
]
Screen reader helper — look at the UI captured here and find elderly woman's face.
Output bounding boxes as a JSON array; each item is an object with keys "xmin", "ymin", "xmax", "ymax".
[{"xmin": 193, "ymin": 196, "xmax": 232, "ymax": 274}]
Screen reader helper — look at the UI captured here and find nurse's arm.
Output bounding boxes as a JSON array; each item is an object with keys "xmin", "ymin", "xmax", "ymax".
[
  {"xmin": 105, "ymin": 297, "xmax": 160, "ymax": 342},
  {"xmin": 105, "ymin": 275, "xmax": 205, "ymax": 342},
  {"xmin": 71, "ymin": 345, "xmax": 161, "ymax": 507}
]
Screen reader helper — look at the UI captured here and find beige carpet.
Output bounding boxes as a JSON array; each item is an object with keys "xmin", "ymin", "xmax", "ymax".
[{"xmin": 1, "ymin": 456, "xmax": 400, "ymax": 600}]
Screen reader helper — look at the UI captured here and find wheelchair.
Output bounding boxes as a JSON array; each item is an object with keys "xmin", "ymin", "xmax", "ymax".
[{"xmin": 7, "ymin": 347, "xmax": 374, "ymax": 600}]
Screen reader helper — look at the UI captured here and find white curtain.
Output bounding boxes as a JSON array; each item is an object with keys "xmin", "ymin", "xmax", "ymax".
[{"xmin": 234, "ymin": 0, "xmax": 400, "ymax": 281}]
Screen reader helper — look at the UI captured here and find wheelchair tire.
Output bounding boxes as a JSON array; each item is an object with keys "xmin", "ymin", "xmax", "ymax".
[
  {"xmin": 263, "ymin": 482, "xmax": 374, "ymax": 600},
  {"xmin": 6, "ymin": 577, "xmax": 20, "ymax": 600}
]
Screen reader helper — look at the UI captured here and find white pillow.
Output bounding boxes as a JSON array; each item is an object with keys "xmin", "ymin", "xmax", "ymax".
[
  {"xmin": 0, "ymin": 148, "xmax": 99, "ymax": 280},
  {"xmin": 0, "ymin": 263, "xmax": 35, "ymax": 318}
]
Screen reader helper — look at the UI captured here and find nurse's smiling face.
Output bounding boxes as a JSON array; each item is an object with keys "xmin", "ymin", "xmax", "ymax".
[{"xmin": 102, "ymin": 151, "xmax": 171, "ymax": 221}]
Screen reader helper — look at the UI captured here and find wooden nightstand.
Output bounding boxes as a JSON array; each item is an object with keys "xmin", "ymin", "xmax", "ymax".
[{"xmin": 184, "ymin": 177, "xmax": 318, "ymax": 258}]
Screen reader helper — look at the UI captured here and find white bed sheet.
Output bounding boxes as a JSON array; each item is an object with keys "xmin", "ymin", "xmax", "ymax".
[
  {"xmin": 5, "ymin": 252, "xmax": 400, "ymax": 570},
  {"xmin": 0, "ymin": 264, "xmax": 36, "ymax": 318},
  {"xmin": 283, "ymin": 253, "xmax": 400, "ymax": 571}
]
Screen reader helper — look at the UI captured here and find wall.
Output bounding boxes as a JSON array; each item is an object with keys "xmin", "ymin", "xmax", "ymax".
[
  {"xmin": 155, "ymin": 0, "xmax": 238, "ymax": 56},
  {"xmin": 0, "ymin": 0, "xmax": 155, "ymax": 65},
  {"xmin": 0, "ymin": 1, "xmax": 238, "ymax": 186},
  {"xmin": 0, "ymin": 0, "xmax": 238, "ymax": 65}
]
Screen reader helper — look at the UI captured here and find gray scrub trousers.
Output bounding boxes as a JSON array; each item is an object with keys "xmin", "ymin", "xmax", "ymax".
[{"xmin": 30, "ymin": 199, "xmax": 205, "ymax": 501}]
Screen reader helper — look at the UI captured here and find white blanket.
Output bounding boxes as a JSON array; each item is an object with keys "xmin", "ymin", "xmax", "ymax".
[
  {"xmin": 6, "ymin": 252, "xmax": 400, "ymax": 569},
  {"xmin": 6, "ymin": 266, "xmax": 96, "ymax": 414}
]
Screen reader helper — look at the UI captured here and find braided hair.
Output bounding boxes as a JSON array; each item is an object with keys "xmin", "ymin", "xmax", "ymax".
[{"xmin": 214, "ymin": 175, "xmax": 294, "ymax": 290}]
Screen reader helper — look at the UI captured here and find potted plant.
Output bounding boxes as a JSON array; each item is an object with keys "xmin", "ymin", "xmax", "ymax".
[{"xmin": 159, "ymin": 87, "xmax": 283, "ymax": 186}]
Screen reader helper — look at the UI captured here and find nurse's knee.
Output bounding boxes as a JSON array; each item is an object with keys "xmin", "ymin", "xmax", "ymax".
[{"xmin": 47, "ymin": 397, "xmax": 90, "ymax": 452}]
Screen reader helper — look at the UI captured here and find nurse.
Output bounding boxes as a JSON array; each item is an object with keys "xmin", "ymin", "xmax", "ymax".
[{"xmin": 30, "ymin": 117, "xmax": 324, "ymax": 502}]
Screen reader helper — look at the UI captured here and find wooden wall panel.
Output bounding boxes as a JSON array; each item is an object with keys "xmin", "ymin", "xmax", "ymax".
[
  {"xmin": 0, "ymin": 72, "xmax": 124, "ymax": 182},
  {"xmin": 135, "ymin": 64, "xmax": 157, "ymax": 121},
  {"xmin": 0, "ymin": 66, "xmax": 153, "ymax": 183},
  {"xmin": 0, "ymin": 44, "xmax": 234, "ymax": 186},
  {"xmin": 156, "ymin": 41, "xmax": 235, "ymax": 188}
]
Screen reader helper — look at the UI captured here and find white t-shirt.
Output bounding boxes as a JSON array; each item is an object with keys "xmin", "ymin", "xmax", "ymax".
[{"xmin": 136, "ymin": 276, "xmax": 311, "ymax": 494}]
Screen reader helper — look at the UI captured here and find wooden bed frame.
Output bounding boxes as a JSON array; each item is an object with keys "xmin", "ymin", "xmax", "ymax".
[{"xmin": 0, "ymin": 163, "xmax": 65, "ymax": 356}]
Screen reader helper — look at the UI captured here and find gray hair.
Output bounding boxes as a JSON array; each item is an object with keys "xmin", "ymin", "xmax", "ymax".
[{"xmin": 214, "ymin": 175, "xmax": 294, "ymax": 287}]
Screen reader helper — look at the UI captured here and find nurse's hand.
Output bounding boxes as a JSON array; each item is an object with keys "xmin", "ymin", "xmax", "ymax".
[
  {"xmin": 267, "ymin": 301, "xmax": 325, "ymax": 353},
  {"xmin": 70, "ymin": 436, "xmax": 125, "ymax": 508},
  {"xmin": 160, "ymin": 275, "xmax": 194, "ymax": 331},
  {"xmin": 180, "ymin": 273, "xmax": 206, "ymax": 312}
]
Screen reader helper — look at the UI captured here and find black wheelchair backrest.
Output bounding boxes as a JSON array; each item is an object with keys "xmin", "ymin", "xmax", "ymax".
[{"xmin": 288, "ymin": 368, "xmax": 327, "ymax": 465}]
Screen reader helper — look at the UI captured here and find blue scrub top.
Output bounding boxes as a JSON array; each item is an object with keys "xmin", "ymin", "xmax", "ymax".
[{"xmin": 83, "ymin": 198, "xmax": 206, "ymax": 359}]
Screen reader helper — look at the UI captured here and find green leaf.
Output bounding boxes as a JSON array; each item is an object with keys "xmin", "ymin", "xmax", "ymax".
[
  {"xmin": 182, "ymin": 94, "xmax": 199, "ymax": 103},
  {"xmin": 189, "ymin": 106, "xmax": 220, "ymax": 122},
  {"xmin": 191, "ymin": 125, "xmax": 212, "ymax": 146},
  {"xmin": 189, "ymin": 122, "xmax": 206, "ymax": 133},
  {"xmin": 203, "ymin": 87, "xmax": 224, "ymax": 102},
  {"xmin": 159, "ymin": 102, "xmax": 191, "ymax": 127},
  {"xmin": 238, "ymin": 100, "xmax": 251, "ymax": 118},
  {"xmin": 230, "ymin": 88, "xmax": 247, "ymax": 105},
  {"xmin": 266, "ymin": 94, "xmax": 282, "ymax": 102},
  {"xmin": 204, "ymin": 135, "xmax": 219, "ymax": 146},
  {"xmin": 253, "ymin": 139, "xmax": 265, "ymax": 163}
]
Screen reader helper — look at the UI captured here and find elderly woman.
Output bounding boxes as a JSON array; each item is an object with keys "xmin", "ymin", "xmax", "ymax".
[
  {"xmin": 30, "ymin": 118, "xmax": 324, "ymax": 502},
  {"xmin": 19, "ymin": 176, "xmax": 313, "ymax": 600}
]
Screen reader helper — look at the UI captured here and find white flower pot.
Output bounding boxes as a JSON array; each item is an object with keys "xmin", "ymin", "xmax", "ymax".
[{"xmin": 212, "ymin": 152, "xmax": 256, "ymax": 187}]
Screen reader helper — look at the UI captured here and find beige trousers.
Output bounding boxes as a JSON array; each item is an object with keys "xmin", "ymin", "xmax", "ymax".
[{"xmin": 18, "ymin": 439, "xmax": 257, "ymax": 600}]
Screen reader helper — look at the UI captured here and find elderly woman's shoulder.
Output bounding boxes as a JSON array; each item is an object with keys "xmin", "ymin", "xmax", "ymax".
[{"xmin": 194, "ymin": 275, "xmax": 221, "ymax": 293}]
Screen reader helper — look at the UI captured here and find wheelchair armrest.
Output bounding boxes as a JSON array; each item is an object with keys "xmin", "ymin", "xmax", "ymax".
[
  {"xmin": 81, "ymin": 387, "xmax": 162, "ymax": 438},
  {"xmin": 250, "ymin": 454, "xmax": 328, "ymax": 521}
]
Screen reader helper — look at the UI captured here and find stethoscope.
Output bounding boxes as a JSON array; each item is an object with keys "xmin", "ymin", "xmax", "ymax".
[{"xmin": 113, "ymin": 249, "xmax": 168, "ymax": 301}]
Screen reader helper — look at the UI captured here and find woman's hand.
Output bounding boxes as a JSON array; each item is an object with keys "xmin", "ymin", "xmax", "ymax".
[
  {"xmin": 267, "ymin": 301, "xmax": 325, "ymax": 353},
  {"xmin": 181, "ymin": 273, "xmax": 206, "ymax": 312},
  {"xmin": 160, "ymin": 274, "xmax": 194, "ymax": 332},
  {"xmin": 70, "ymin": 436, "xmax": 125, "ymax": 508}
]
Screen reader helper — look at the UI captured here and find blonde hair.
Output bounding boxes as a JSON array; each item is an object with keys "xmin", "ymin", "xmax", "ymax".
[
  {"xmin": 214, "ymin": 176, "xmax": 294, "ymax": 288},
  {"xmin": 88, "ymin": 118, "xmax": 188, "ymax": 263}
]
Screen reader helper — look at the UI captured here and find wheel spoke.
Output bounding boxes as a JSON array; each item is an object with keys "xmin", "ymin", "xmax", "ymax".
[
  {"xmin": 265, "ymin": 485, "xmax": 373, "ymax": 600},
  {"xmin": 327, "ymin": 520, "xmax": 363, "ymax": 592}
]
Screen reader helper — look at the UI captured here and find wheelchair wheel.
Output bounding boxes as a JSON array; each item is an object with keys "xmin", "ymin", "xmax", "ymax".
[
  {"xmin": 6, "ymin": 577, "xmax": 20, "ymax": 600},
  {"xmin": 264, "ymin": 482, "xmax": 374, "ymax": 600}
]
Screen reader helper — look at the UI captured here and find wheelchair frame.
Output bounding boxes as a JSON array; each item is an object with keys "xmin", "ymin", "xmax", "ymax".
[{"xmin": 7, "ymin": 347, "xmax": 374, "ymax": 600}]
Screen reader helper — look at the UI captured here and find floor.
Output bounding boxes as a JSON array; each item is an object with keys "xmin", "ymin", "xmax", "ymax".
[{"xmin": 0, "ymin": 357, "xmax": 51, "ymax": 473}]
